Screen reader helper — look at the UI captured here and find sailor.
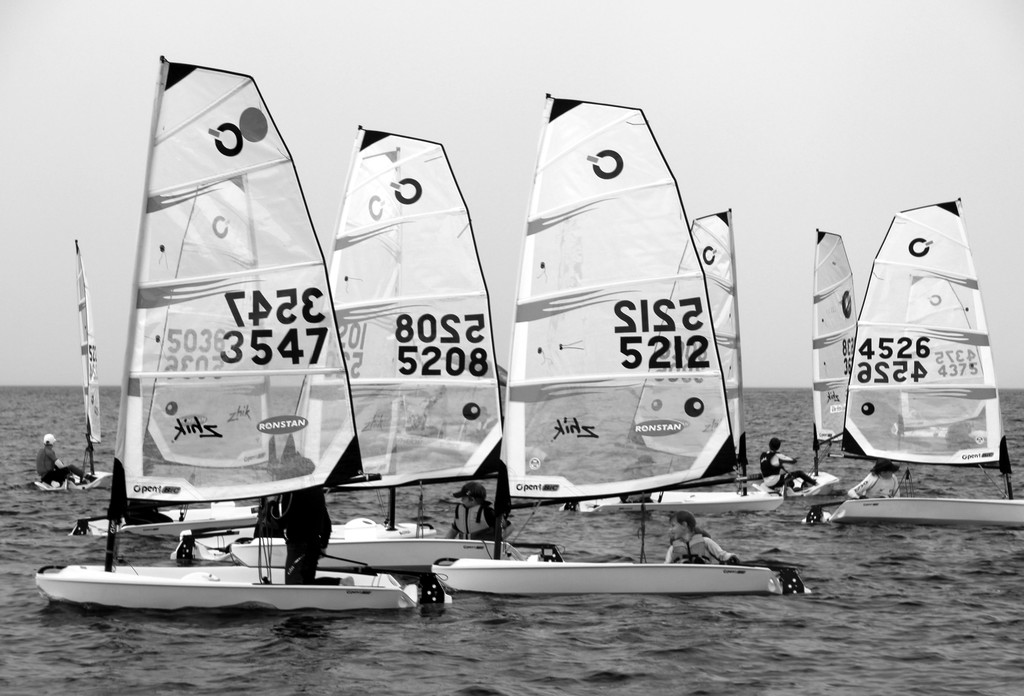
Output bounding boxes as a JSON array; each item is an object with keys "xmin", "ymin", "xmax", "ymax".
[
  {"xmin": 446, "ymin": 481, "xmax": 508, "ymax": 540},
  {"xmin": 35, "ymin": 434, "xmax": 86, "ymax": 487},
  {"xmin": 278, "ymin": 485, "xmax": 332, "ymax": 584},
  {"xmin": 847, "ymin": 459, "xmax": 901, "ymax": 499},
  {"xmin": 664, "ymin": 510, "xmax": 739, "ymax": 565},
  {"xmin": 759, "ymin": 437, "xmax": 817, "ymax": 491}
]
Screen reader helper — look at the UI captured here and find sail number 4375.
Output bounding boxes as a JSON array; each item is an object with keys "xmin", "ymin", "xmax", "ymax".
[
  {"xmin": 614, "ymin": 298, "xmax": 710, "ymax": 370},
  {"xmin": 855, "ymin": 336, "xmax": 930, "ymax": 383}
]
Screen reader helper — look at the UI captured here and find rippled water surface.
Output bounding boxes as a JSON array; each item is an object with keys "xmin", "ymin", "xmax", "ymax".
[{"xmin": 3, "ymin": 386, "xmax": 1024, "ymax": 695}]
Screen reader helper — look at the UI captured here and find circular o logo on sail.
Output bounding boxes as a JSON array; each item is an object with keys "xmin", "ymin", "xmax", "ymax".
[
  {"xmin": 860, "ymin": 402, "xmax": 875, "ymax": 416},
  {"xmin": 929, "ymin": 294, "xmax": 943, "ymax": 306},
  {"xmin": 462, "ymin": 402, "xmax": 481, "ymax": 421},
  {"xmin": 702, "ymin": 246, "xmax": 717, "ymax": 266},
  {"xmin": 165, "ymin": 401, "xmax": 179, "ymax": 416},
  {"xmin": 257, "ymin": 415, "xmax": 309, "ymax": 434},
  {"xmin": 684, "ymin": 398, "xmax": 705, "ymax": 418},
  {"xmin": 392, "ymin": 178, "xmax": 422, "ymax": 205},
  {"xmin": 841, "ymin": 290, "xmax": 852, "ymax": 319},
  {"xmin": 588, "ymin": 150, "xmax": 623, "ymax": 180},
  {"xmin": 212, "ymin": 215, "xmax": 230, "ymax": 239},
  {"xmin": 212, "ymin": 107, "xmax": 269, "ymax": 157},
  {"xmin": 909, "ymin": 237, "xmax": 932, "ymax": 258},
  {"xmin": 368, "ymin": 195, "xmax": 385, "ymax": 221}
]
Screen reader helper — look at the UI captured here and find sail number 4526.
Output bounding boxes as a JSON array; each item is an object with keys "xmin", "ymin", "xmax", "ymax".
[
  {"xmin": 855, "ymin": 336, "xmax": 930, "ymax": 383},
  {"xmin": 614, "ymin": 298, "xmax": 709, "ymax": 370}
]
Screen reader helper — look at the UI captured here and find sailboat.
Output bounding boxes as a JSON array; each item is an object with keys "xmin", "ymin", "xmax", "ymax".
[
  {"xmin": 36, "ymin": 58, "xmax": 446, "ymax": 610},
  {"xmin": 431, "ymin": 97, "xmax": 807, "ymax": 596},
  {"xmin": 228, "ymin": 127, "xmax": 525, "ymax": 572},
  {"xmin": 579, "ymin": 211, "xmax": 783, "ymax": 513},
  {"xmin": 815, "ymin": 200, "xmax": 1024, "ymax": 526},
  {"xmin": 34, "ymin": 243, "xmax": 113, "ymax": 492}
]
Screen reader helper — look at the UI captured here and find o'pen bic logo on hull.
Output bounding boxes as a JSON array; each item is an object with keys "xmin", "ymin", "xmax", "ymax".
[
  {"xmin": 258, "ymin": 415, "xmax": 309, "ymax": 434},
  {"xmin": 633, "ymin": 419, "xmax": 685, "ymax": 436}
]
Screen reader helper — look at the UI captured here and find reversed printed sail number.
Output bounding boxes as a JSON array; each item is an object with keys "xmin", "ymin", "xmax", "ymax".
[
  {"xmin": 855, "ymin": 336, "xmax": 930, "ymax": 384},
  {"xmin": 614, "ymin": 297, "xmax": 710, "ymax": 370},
  {"xmin": 220, "ymin": 288, "xmax": 329, "ymax": 366},
  {"xmin": 395, "ymin": 312, "xmax": 489, "ymax": 377}
]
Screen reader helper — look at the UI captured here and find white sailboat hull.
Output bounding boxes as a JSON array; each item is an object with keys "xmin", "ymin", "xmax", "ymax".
[
  {"xmin": 34, "ymin": 471, "xmax": 112, "ymax": 492},
  {"xmin": 757, "ymin": 471, "xmax": 843, "ymax": 498},
  {"xmin": 431, "ymin": 559, "xmax": 790, "ymax": 596},
  {"xmin": 182, "ymin": 518, "xmax": 438, "ymax": 564},
  {"xmin": 578, "ymin": 489, "xmax": 784, "ymax": 514},
  {"xmin": 232, "ymin": 535, "xmax": 520, "ymax": 574},
  {"xmin": 35, "ymin": 564, "xmax": 435, "ymax": 611},
  {"xmin": 75, "ymin": 502, "xmax": 259, "ymax": 537},
  {"xmin": 828, "ymin": 497, "xmax": 1024, "ymax": 527}
]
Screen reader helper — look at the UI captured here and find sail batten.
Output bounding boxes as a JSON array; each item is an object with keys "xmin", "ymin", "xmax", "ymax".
[
  {"xmin": 506, "ymin": 97, "xmax": 734, "ymax": 501},
  {"xmin": 842, "ymin": 201, "xmax": 1001, "ymax": 467},
  {"xmin": 116, "ymin": 60, "xmax": 359, "ymax": 503}
]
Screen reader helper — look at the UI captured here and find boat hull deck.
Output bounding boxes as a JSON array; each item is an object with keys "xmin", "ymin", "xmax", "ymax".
[
  {"xmin": 35, "ymin": 564, "xmax": 434, "ymax": 611},
  {"xmin": 431, "ymin": 559, "xmax": 798, "ymax": 596},
  {"xmin": 828, "ymin": 497, "xmax": 1024, "ymax": 527}
]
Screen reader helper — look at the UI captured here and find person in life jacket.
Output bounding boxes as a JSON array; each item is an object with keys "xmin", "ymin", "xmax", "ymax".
[
  {"xmin": 664, "ymin": 510, "xmax": 739, "ymax": 565},
  {"xmin": 445, "ymin": 481, "xmax": 508, "ymax": 540},
  {"xmin": 847, "ymin": 458, "xmax": 901, "ymax": 499},
  {"xmin": 759, "ymin": 437, "xmax": 817, "ymax": 491}
]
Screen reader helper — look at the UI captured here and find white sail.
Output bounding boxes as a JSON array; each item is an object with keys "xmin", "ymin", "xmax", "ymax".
[
  {"xmin": 115, "ymin": 59, "xmax": 360, "ymax": 503},
  {"xmin": 327, "ymin": 129, "xmax": 503, "ymax": 486},
  {"xmin": 689, "ymin": 211, "xmax": 745, "ymax": 465},
  {"xmin": 842, "ymin": 200, "xmax": 1001, "ymax": 466},
  {"xmin": 76, "ymin": 240, "xmax": 101, "ymax": 444},
  {"xmin": 812, "ymin": 231, "xmax": 857, "ymax": 443},
  {"xmin": 505, "ymin": 97, "xmax": 735, "ymax": 501}
]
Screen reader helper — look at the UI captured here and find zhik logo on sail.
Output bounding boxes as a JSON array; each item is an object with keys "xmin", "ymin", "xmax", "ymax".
[{"xmin": 172, "ymin": 416, "xmax": 222, "ymax": 441}]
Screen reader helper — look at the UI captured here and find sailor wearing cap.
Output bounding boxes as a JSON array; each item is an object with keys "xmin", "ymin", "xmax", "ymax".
[
  {"xmin": 446, "ymin": 481, "xmax": 504, "ymax": 540},
  {"xmin": 847, "ymin": 459, "xmax": 902, "ymax": 499}
]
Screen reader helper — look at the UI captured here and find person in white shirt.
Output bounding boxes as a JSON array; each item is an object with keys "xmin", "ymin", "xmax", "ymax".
[{"xmin": 847, "ymin": 458, "xmax": 901, "ymax": 499}]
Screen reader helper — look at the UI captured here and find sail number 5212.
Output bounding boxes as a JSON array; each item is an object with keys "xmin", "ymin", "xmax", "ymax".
[
  {"xmin": 855, "ymin": 336, "xmax": 930, "ymax": 383},
  {"xmin": 614, "ymin": 298, "xmax": 709, "ymax": 370}
]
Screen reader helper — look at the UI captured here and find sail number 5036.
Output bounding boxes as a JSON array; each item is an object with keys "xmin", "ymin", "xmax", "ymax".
[
  {"xmin": 614, "ymin": 298, "xmax": 709, "ymax": 370},
  {"xmin": 855, "ymin": 336, "xmax": 930, "ymax": 383},
  {"xmin": 395, "ymin": 312, "xmax": 489, "ymax": 376}
]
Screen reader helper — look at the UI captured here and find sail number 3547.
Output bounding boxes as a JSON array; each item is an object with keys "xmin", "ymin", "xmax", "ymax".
[
  {"xmin": 220, "ymin": 289, "xmax": 328, "ymax": 365},
  {"xmin": 855, "ymin": 336, "xmax": 930, "ymax": 383},
  {"xmin": 614, "ymin": 298, "xmax": 710, "ymax": 370}
]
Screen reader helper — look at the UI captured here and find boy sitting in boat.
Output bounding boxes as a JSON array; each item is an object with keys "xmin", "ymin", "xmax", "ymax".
[
  {"xmin": 446, "ymin": 482, "xmax": 509, "ymax": 540},
  {"xmin": 847, "ymin": 459, "xmax": 901, "ymax": 499},
  {"xmin": 35, "ymin": 433, "xmax": 88, "ymax": 487},
  {"xmin": 759, "ymin": 437, "xmax": 817, "ymax": 492},
  {"xmin": 664, "ymin": 510, "xmax": 740, "ymax": 565}
]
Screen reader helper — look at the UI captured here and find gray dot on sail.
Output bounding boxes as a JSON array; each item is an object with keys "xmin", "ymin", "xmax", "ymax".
[
  {"xmin": 651, "ymin": 399, "xmax": 663, "ymax": 411},
  {"xmin": 684, "ymin": 398, "xmax": 704, "ymax": 418},
  {"xmin": 463, "ymin": 403, "xmax": 481, "ymax": 421},
  {"xmin": 166, "ymin": 401, "xmax": 178, "ymax": 416},
  {"xmin": 239, "ymin": 107, "xmax": 269, "ymax": 142},
  {"xmin": 861, "ymin": 402, "xmax": 875, "ymax": 416}
]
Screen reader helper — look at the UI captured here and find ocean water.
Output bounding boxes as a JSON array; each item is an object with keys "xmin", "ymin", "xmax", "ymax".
[{"xmin": 2, "ymin": 386, "xmax": 1024, "ymax": 696}]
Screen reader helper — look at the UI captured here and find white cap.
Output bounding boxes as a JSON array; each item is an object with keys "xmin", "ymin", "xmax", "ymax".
[{"xmin": 43, "ymin": 434, "xmax": 56, "ymax": 445}]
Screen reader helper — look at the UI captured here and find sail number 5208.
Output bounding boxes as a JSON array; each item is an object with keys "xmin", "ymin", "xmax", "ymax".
[
  {"xmin": 395, "ymin": 312, "xmax": 489, "ymax": 377},
  {"xmin": 855, "ymin": 336, "xmax": 930, "ymax": 383},
  {"xmin": 614, "ymin": 298, "xmax": 709, "ymax": 370}
]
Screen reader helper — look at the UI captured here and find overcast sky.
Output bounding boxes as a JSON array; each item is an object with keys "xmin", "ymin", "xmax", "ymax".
[{"xmin": 3, "ymin": 0, "xmax": 1023, "ymax": 389}]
